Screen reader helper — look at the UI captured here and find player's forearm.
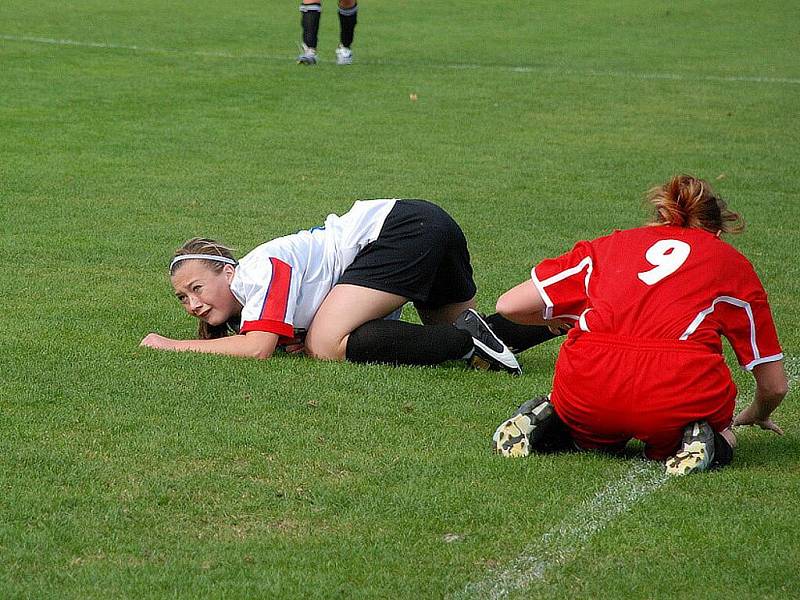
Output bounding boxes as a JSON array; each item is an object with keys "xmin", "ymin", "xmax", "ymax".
[
  {"xmin": 496, "ymin": 280, "xmax": 548, "ymax": 325},
  {"xmin": 141, "ymin": 332, "xmax": 277, "ymax": 359},
  {"xmin": 172, "ymin": 337, "xmax": 272, "ymax": 358},
  {"xmin": 751, "ymin": 387, "xmax": 786, "ymax": 420},
  {"xmin": 749, "ymin": 360, "xmax": 789, "ymax": 419}
]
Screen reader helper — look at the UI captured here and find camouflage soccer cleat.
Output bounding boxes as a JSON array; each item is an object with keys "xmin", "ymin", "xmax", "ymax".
[
  {"xmin": 665, "ymin": 421, "xmax": 715, "ymax": 476},
  {"xmin": 492, "ymin": 396, "xmax": 555, "ymax": 457}
]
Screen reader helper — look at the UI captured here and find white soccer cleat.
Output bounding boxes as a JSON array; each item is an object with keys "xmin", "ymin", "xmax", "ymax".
[
  {"xmin": 335, "ymin": 45, "xmax": 353, "ymax": 65},
  {"xmin": 297, "ymin": 44, "xmax": 317, "ymax": 65}
]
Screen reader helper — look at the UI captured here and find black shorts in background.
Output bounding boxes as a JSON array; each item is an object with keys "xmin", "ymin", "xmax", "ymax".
[{"xmin": 337, "ymin": 199, "xmax": 477, "ymax": 308}]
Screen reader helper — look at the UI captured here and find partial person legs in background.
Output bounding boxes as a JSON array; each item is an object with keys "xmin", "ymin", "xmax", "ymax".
[
  {"xmin": 336, "ymin": 0, "xmax": 358, "ymax": 65},
  {"xmin": 298, "ymin": 1, "xmax": 321, "ymax": 64}
]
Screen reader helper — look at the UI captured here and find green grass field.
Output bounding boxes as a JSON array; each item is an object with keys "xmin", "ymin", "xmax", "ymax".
[{"xmin": 2, "ymin": 1, "xmax": 799, "ymax": 597}]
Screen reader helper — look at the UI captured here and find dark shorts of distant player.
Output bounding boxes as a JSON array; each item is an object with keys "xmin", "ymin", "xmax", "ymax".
[
  {"xmin": 337, "ymin": 199, "xmax": 477, "ymax": 309},
  {"xmin": 550, "ymin": 331, "xmax": 736, "ymax": 461}
]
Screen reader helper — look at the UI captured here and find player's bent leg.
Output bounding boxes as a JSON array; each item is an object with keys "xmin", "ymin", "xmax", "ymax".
[
  {"xmin": 305, "ymin": 284, "xmax": 408, "ymax": 361},
  {"xmin": 416, "ymin": 301, "xmax": 521, "ymax": 374},
  {"xmin": 346, "ymin": 319, "xmax": 473, "ymax": 366},
  {"xmin": 415, "ymin": 297, "xmax": 476, "ymax": 325},
  {"xmin": 493, "ymin": 395, "xmax": 568, "ymax": 457}
]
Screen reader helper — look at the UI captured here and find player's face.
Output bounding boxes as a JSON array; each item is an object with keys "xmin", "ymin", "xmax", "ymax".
[{"xmin": 171, "ymin": 261, "xmax": 240, "ymax": 326}]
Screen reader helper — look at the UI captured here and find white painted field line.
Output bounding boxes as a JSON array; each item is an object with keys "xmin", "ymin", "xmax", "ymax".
[
  {"xmin": 3, "ymin": 33, "xmax": 800, "ymax": 85},
  {"xmin": 0, "ymin": 33, "xmax": 284, "ymax": 61},
  {"xmin": 454, "ymin": 460, "xmax": 668, "ymax": 600}
]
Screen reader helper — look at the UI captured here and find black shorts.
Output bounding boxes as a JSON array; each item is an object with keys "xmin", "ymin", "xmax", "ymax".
[{"xmin": 337, "ymin": 199, "xmax": 477, "ymax": 308}]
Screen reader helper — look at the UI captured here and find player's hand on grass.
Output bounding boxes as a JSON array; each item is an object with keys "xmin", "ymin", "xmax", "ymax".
[
  {"xmin": 283, "ymin": 339, "xmax": 305, "ymax": 355},
  {"xmin": 547, "ymin": 319, "xmax": 572, "ymax": 336},
  {"xmin": 276, "ymin": 332, "xmax": 305, "ymax": 355},
  {"xmin": 140, "ymin": 333, "xmax": 175, "ymax": 350},
  {"xmin": 733, "ymin": 405, "xmax": 784, "ymax": 435}
]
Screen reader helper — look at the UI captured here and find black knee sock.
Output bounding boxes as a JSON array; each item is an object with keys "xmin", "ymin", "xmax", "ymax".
[
  {"xmin": 533, "ymin": 410, "xmax": 574, "ymax": 454},
  {"xmin": 346, "ymin": 319, "xmax": 473, "ymax": 366},
  {"xmin": 300, "ymin": 3, "xmax": 322, "ymax": 49},
  {"xmin": 710, "ymin": 431, "xmax": 734, "ymax": 469},
  {"xmin": 484, "ymin": 313, "xmax": 561, "ymax": 354},
  {"xmin": 338, "ymin": 3, "xmax": 358, "ymax": 48}
]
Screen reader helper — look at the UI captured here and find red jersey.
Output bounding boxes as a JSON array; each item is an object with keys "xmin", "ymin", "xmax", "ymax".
[{"xmin": 532, "ymin": 225, "xmax": 783, "ymax": 371}]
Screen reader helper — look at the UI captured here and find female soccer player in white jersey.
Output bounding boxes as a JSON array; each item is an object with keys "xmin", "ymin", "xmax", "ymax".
[
  {"xmin": 491, "ymin": 175, "xmax": 788, "ymax": 474},
  {"xmin": 140, "ymin": 199, "xmax": 534, "ymax": 373}
]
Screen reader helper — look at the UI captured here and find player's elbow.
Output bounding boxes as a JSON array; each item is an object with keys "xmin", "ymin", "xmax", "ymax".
[
  {"xmin": 239, "ymin": 331, "xmax": 278, "ymax": 360},
  {"xmin": 765, "ymin": 378, "xmax": 790, "ymax": 400},
  {"xmin": 251, "ymin": 347, "xmax": 274, "ymax": 360},
  {"xmin": 243, "ymin": 340, "xmax": 275, "ymax": 360}
]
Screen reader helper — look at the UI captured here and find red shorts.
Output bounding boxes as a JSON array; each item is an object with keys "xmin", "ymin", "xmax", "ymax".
[{"xmin": 551, "ymin": 331, "xmax": 736, "ymax": 460}]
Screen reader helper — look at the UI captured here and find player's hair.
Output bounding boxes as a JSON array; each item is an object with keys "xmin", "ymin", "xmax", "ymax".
[
  {"xmin": 170, "ymin": 238, "xmax": 239, "ymax": 340},
  {"xmin": 646, "ymin": 175, "xmax": 744, "ymax": 234}
]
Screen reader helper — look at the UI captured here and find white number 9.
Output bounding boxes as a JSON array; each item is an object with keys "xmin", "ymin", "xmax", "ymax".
[{"xmin": 637, "ymin": 239, "xmax": 691, "ymax": 285}]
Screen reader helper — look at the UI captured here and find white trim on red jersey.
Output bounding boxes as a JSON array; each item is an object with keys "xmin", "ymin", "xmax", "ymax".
[
  {"xmin": 531, "ymin": 256, "xmax": 592, "ymax": 322},
  {"xmin": 578, "ymin": 308, "xmax": 592, "ymax": 332},
  {"xmin": 528, "ymin": 227, "xmax": 783, "ymax": 369},
  {"xmin": 680, "ymin": 295, "xmax": 784, "ymax": 370}
]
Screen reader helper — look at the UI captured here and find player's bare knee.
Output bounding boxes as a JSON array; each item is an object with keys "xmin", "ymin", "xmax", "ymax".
[
  {"xmin": 495, "ymin": 293, "xmax": 513, "ymax": 318},
  {"xmin": 304, "ymin": 332, "xmax": 346, "ymax": 361}
]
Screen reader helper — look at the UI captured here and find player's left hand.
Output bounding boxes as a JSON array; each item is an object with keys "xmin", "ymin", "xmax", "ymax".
[
  {"xmin": 546, "ymin": 319, "xmax": 572, "ymax": 336},
  {"xmin": 733, "ymin": 406, "xmax": 784, "ymax": 435},
  {"xmin": 279, "ymin": 334, "xmax": 305, "ymax": 355}
]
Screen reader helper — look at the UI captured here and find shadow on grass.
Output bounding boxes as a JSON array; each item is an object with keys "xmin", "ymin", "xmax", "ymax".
[
  {"xmin": 729, "ymin": 429, "xmax": 799, "ymax": 472},
  {"xmin": 527, "ymin": 428, "xmax": 798, "ymax": 474}
]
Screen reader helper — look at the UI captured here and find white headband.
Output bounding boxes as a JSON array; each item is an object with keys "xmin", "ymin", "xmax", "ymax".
[{"xmin": 170, "ymin": 254, "xmax": 238, "ymax": 271}]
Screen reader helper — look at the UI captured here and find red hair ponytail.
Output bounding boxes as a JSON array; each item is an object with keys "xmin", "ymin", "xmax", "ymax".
[{"xmin": 647, "ymin": 175, "xmax": 744, "ymax": 234}]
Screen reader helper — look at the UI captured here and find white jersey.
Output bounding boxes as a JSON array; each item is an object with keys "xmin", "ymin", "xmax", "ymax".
[{"xmin": 230, "ymin": 199, "xmax": 397, "ymax": 339}]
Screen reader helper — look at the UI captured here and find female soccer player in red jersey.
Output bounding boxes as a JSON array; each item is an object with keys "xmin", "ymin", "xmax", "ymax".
[
  {"xmin": 140, "ymin": 199, "xmax": 532, "ymax": 374},
  {"xmin": 491, "ymin": 175, "xmax": 788, "ymax": 474}
]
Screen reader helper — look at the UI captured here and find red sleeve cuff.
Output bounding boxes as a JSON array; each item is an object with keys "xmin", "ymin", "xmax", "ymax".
[{"xmin": 240, "ymin": 319, "xmax": 294, "ymax": 338}]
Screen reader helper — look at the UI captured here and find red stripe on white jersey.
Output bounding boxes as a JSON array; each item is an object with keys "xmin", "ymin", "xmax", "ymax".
[{"xmin": 260, "ymin": 258, "xmax": 292, "ymax": 323}]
